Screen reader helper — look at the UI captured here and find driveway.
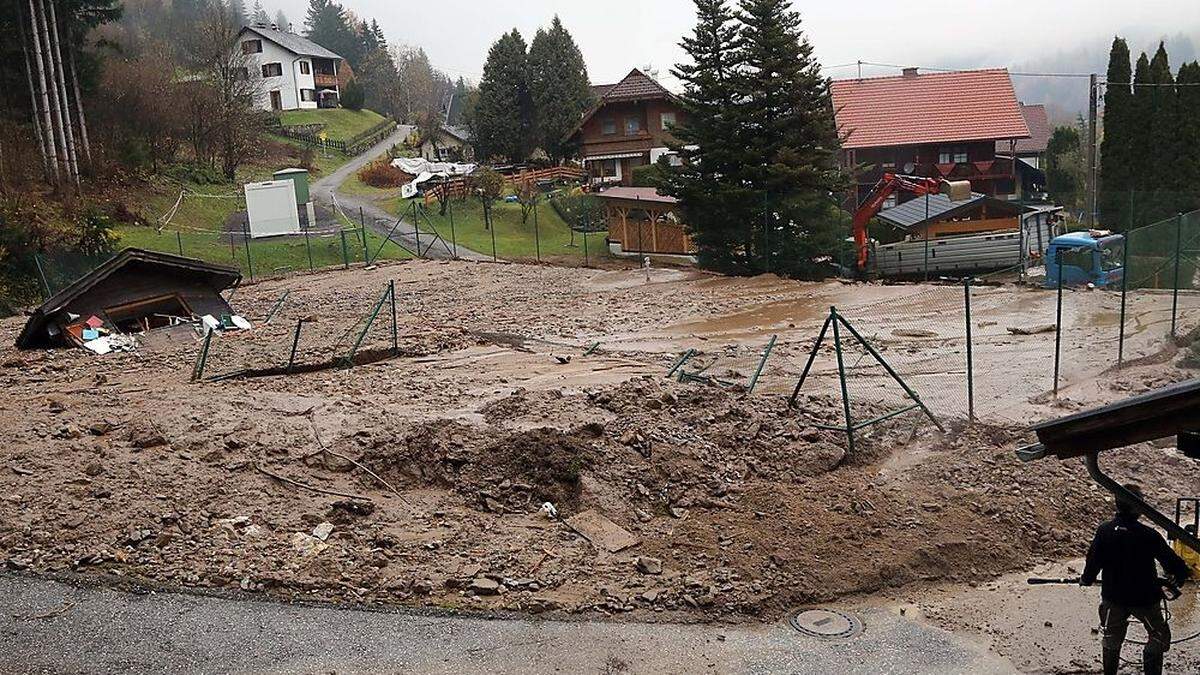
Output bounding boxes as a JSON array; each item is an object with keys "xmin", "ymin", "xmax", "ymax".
[
  {"xmin": 0, "ymin": 574, "xmax": 1014, "ymax": 674},
  {"xmin": 310, "ymin": 125, "xmax": 488, "ymax": 261}
]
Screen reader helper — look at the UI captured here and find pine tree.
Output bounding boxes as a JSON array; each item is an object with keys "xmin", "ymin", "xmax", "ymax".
[
  {"xmin": 528, "ymin": 16, "xmax": 592, "ymax": 162},
  {"xmin": 1046, "ymin": 125, "xmax": 1083, "ymax": 209},
  {"xmin": 1130, "ymin": 51, "xmax": 1154, "ymax": 225},
  {"xmin": 1148, "ymin": 43, "xmax": 1177, "ymax": 213},
  {"xmin": 250, "ymin": 0, "xmax": 268, "ymax": 25},
  {"xmin": 731, "ymin": 0, "xmax": 846, "ymax": 277},
  {"xmin": 1177, "ymin": 61, "xmax": 1200, "ymax": 213},
  {"xmin": 304, "ymin": 0, "xmax": 362, "ymax": 67},
  {"xmin": 1099, "ymin": 37, "xmax": 1132, "ymax": 228},
  {"xmin": 661, "ymin": 0, "xmax": 748, "ymax": 274},
  {"xmin": 228, "ymin": 0, "xmax": 246, "ymax": 27},
  {"xmin": 472, "ymin": 29, "xmax": 531, "ymax": 162},
  {"xmin": 370, "ymin": 19, "xmax": 386, "ymax": 50}
]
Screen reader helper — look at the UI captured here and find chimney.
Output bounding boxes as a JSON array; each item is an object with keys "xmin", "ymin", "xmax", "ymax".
[
  {"xmin": 288, "ymin": 23, "xmax": 294, "ymax": 33},
  {"xmin": 902, "ymin": 67, "xmax": 919, "ymax": 78},
  {"xmin": 270, "ymin": 23, "xmax": 278, "ymax": 31}
]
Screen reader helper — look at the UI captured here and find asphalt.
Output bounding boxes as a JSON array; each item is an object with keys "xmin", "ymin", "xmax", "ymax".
[
  {"xmin": 0, "ymin": 574, "xmax": 1016, "ymax": 674},
  {"xmin": 310, "ymin": 125, "xmax": 488, "ymax": 262}
]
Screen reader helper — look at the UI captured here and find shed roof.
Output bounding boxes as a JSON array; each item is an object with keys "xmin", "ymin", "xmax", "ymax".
[
  {"xmin": 831, "ymin": 68, "xmax": 1030, "ymax": 150},
  {"xmin": 240, "ymin": 25, "xmax": 342, "ymax": 60},
  {"xmin": 997, "ymin": 103, "xmax": 1052, "ymax": 155},
  {"xmin": 594, "ymin": 187, "xmax": 679, "ymax": 205},
  {"xmin": 16, "ymin": 249, "xmax": 241, "ymax": 349},
  {"xmin": 875, "ymin": 192, "xmax": 986, "ymax": 229}
]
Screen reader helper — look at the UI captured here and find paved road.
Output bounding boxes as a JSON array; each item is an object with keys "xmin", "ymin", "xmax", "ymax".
[
  {"xmin": 0, "ymin": 574, "xmax": 1015, "ymax": 674},
  {"xmin": 310, "ymin": 125, "xmax": 488, "ymax": 261}
]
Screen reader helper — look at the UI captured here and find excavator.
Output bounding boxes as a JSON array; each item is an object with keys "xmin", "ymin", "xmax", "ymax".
[{"xmin": 851, "ymin": 173, "xmax": 973, "ymax": 272}]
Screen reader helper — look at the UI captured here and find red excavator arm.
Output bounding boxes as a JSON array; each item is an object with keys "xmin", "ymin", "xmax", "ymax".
[{"xmin": 852, "ymin": 173, "xmax": 945, "ymax": 271}]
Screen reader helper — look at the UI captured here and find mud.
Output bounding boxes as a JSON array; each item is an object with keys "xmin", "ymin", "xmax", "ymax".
[{"xmin": 0, "ymin": 259, "xmax": 1197, "ymax": 637}]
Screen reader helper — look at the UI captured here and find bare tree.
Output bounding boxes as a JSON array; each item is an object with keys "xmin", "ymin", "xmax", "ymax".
[
  {"xmin": 28, "ymin": 0, "xmax": 62, "ymax": 184},
  {"xmin": 68, "ymin": 28, "xmax": 93, "ymax": 167},
  {"xmin": 18, "ymin": 0, "xmax": 52, "ymax": 180},
  {"xmin": 46, "ymin": 0, "xmax": 80, "ymax": 186}
]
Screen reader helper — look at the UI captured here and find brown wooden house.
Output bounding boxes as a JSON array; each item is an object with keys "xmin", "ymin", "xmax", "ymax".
[
  {"xmin": 566, "ymin": 69, "xmax": 685, "ymax": 186},
  {"xmin": 831, "ymin": 68, "xmax": 1031, "ymax": 209}
]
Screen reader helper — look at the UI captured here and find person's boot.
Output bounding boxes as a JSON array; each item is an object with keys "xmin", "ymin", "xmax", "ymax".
[
  {"xmin": 1102, "ymin": 643, "xmax": 1122, "ymax": 675},
  {"xmin": 1142, "ymin": 648, "xmax": 1164, "ymax": 675}
]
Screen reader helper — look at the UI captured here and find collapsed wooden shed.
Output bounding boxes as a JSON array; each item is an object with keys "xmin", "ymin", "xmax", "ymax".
[{"xmin": 16, "ymin": 248, "xmax": 241, "ymax": 350}]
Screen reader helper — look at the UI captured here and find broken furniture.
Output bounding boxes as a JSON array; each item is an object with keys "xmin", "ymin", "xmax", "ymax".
[
  {"xmin": 1016, "ymin": 378, "xmax": 1200, "ymax": 554},
  {"xmin": 16, "ymin": 248, "xmax": 242, "ymax": 350}
]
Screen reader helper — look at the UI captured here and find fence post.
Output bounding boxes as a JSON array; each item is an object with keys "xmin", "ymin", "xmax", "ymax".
[
  {"xmin": 448, "ymin": 191, "xmax": 458, "ymax": 259},
  {"xmin": 1118, "ymin": 234, "xmax": 1130, "ymax": 366},
  {"xmin": 583, "ymin": 227, "xmax": 590, "ymax": 267},
  {"xmin": 176, "ymin": 231, "xmax": 184, "ymax": 257},
  {"xmin": 923, "ymin": 193, "xmax": 931, "ymax": 282},
  {"xmin": 340, "ymin": 230, "xmax": 349, "ymax": 269},
  {"xmin": 831, "ymin": 307, "xmax": 856, "ymax": 457},
  {"xmin": 1053, "ymin": 249, "xmax": 1064, "ymax": 397},
  {"xmin": 242, "ymin": 223, "xmax": 254, "ymax": 281},
  {"xmin": 389, "ymin": 279, "xmax": 398, "ymax": 355},
  {"xmin": 304, "ymin": 225, "xmax": 314, "ymax": 272},
  {"xmin": 963, "ymin": 278, "xmax": 975, "ymax": 421},
  {"xmin": 412, "ymin": 201, "xmax": 422, "ymax": 258},
  {"xmin": 533, "ymin": 197, "xmax": 541, "ymax": 263},
  {"xmin": 487, "ymin": 205, "xmax": 498, "ymax": 262},
  {"xmin": 191, "ymin": 328, "xmax": 214, "ymax": 382},
  {"xmin": 286, "ymin": 319, "xmax": 305, "ymax": 374},
  {"xmin": 1171, "ymin": 212, "xmax": 1182, "ymax": 338},
  {"xmin": 33, "ymin": 253, "xmax": 51, "ymax": 300},
  {"xmin": 360, "ymin": 207, "xmax": 368, "ymax": 262}
]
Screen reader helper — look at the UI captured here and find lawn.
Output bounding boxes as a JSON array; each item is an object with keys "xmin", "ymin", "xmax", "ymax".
[{"xmin": 277, "ymin": 108, "xmax": 388, "ymax": 141}]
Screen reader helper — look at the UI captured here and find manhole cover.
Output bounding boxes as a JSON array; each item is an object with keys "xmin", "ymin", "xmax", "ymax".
[{"xmin": 789, "ymin": 608, "xmax": 863, "ymax": 640}]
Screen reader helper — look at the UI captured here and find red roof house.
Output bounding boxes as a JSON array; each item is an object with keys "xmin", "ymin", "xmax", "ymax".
[{"xmin": 831, "ymin": 68, "xmax": 1030, "ymax": 206}]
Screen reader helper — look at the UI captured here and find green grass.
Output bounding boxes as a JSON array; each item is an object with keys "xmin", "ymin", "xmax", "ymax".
[
  {"xmin": 411, "ymin": 197, "xmax": 608, "ymax": 263},
  {"xmin": 277, "ymin": 108, "xmax": 387, "ymax": 141}
]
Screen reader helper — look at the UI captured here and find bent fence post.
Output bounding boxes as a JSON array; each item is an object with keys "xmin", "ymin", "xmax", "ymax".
[
  {"xmin": 789, "ymin": 312, "xmax": 833, "ymax": 407},
  {"xmin": 831, "ymin": 309, "xmax": 856, "ymax": 458},
  {"xmin": 835, "ymin": 312, "xmax": 944, "ymax": 433},
  {"xmin": 389, "ymin": 279, "xmax": 398, "ymax": 355},
  {"xmin": 191, "ymin": 328, "xmax": 214, "ymax": 382},
  {"xmin": 286, "ymin": 319, "xmax": 305, "ymax": 374},
  {"xmin": 343, "ymin": 283, "xmax": 392, "ymax": 368},
  {"xmin": 746, "ymin": 334, "xmax": 777, "ymax": 395}
]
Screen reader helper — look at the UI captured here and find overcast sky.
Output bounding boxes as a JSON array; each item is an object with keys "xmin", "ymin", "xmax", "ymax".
[{"xmin": 270, "ymin": 0, "xmax": 1200, "ymax": 87}]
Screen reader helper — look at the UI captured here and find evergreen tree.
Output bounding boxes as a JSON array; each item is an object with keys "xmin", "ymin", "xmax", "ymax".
[
  {"xmin": 273, "ymin": 9, "xmax": 289, "ymax": 31},
  {"xmin": 1148, "ymin": 43, "xmax": 1177, "ymax": 212},
  {"xmin": 228, "ymin": 0, "xmax": 246, "ymax": 27},
  {"xmin": 527, "ymin": 16, "xmax": 592, "ymax": 162},
  {"xmin": 1046, "ymin": 125, "xmax": 1084, "ymax": 209},
  {"xmin": 731, "ymin": 0, "xmax": 845, "ymax": 277},
  {"xmin": 472, "ymin": 29, "xmax": 531, "ymax": 162},
  {"xmin": 250, "ymin": 0, "xmax": 269, "ymax": 25},
  {"xmin": 662, "ymin": 0, "xmax": 747, "ymax": 274},
  {"xmin": 370, "ymin": 19, "xmax": 387, "ymax": 50},
  {"xmin": 1099, "ymin": 37, "xmax": 1131, "ymax": 228},
  {"xmin": 1177, "ymin": 61, "xmax": 1200, "ymax": 213},
  {"xmin": 304, "ymin": 0, "xmax": 362, "ymax": 67}
]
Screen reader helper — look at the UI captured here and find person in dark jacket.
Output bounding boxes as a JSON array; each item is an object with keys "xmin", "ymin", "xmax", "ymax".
[{"xmin": 1081, "ymin": 484, "xmax": 1192, "ymax": 675}]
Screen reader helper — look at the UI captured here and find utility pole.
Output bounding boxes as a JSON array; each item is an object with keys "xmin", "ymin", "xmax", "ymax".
[{"xmin": 1086, "ymin": 73, "xmax": 1098, "ymax": 228}]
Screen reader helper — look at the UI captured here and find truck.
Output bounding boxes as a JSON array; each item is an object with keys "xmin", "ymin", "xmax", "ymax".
[
  {"xmin": 1043, "ymin": 230, "xmax": 1125, "ymax": 288},
  {"xmin": 873, "ymin": 209, "xmax": 1061, "ymax": 277}
]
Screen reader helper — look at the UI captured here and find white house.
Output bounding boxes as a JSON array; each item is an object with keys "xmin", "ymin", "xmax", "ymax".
[
  {"xmin": 420, "ymin": 125, "xmax": 474, "ymax": 162},
  {"xmin": 235, "ymin": 24, "xmax": 342, "ymax": 112}
]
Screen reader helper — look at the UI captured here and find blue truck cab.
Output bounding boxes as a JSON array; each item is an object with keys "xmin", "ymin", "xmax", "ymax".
[{"xmin": 1044, "ymin": 231, "xmax": 1125, "ymax": 288}]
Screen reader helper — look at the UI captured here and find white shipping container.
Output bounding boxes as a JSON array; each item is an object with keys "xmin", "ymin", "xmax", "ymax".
[{"xmin": 245, "ymin": 180, "xmax": 300, "ymax": 239}]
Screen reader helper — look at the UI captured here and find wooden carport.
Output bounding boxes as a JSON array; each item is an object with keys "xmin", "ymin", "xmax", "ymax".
[{"xmin": 594, "ymin": 187, "xmax": 695, "ymax": 256}]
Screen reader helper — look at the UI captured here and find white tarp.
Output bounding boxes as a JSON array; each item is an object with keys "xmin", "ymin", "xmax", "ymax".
[
  {"xmin": 244, "ymin": 180, "xmax": 300, "ymax": 238},
  {"xmin": 390, "ymin": 157, "xmax": 476, "ymax": 177}
]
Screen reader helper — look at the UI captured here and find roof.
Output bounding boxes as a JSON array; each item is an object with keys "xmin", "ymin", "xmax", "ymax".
[
  {"xmin": 594, "ymin": 187, "xmax": 679, "ymax": 205},
  {"xmin": 16, "ymin": 249, "xmax": 242, "ymax": 349},
  {"xmin": 567, "ymin": 69, "xmax": 677, "ymax": 141},
  {"xmin": 876, "ymin": 192, "xmax": 986, "ymax": 229},
  {"xmin": 591, "ymin": 84, "xmax": 615, "ymax": 99},
  {"xmin": 441, "ymin": 125, "xmax": 472, "ymax": 142},
  {"xmin": 1051, "ymin": 231, "xmax": 1121, "ymax": 248},
  {"xmin": 831, "ymin": 68, "xmax": 1030, "ymax": 150},
  {"xmin": 998, "ymin": 104, "xmax": 1051, "ymax": 155},
  {"xmin": 240, "ymin": 25, "xmax": 342, "ymax": 60}
]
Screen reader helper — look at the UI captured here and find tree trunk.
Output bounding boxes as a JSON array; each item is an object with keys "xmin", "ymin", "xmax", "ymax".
[
  {"xmin": 46, "ymin": 0, "xmax": 79, "ymax": 187},
  {"xmin": 67, "ymin": 28, "xmax": 92, "ymax": 168},
  {"xmin": 35, "ymin": 0, "xmax": 70, "ymax": 186},
  {"xmin": 17, "ymin": 0, "xmax": 51, "ymax": 180},
  {"xmin": 27, "ymin": 0, "xmax": 59, "ymax": 184}
]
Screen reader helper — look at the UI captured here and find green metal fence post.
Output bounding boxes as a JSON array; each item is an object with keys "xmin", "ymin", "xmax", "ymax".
[
  {"xmin": 191, "ymin": 328, "xmax": 214, "ymax": 382},
  {"xmin": 340, "ymin": 230, "xmax": 350, "ymax": 269},
  {"xmin": 176, "ymin": 231, "xmax": 184, "ymax": 257},
  {"xmin": 487, "ymin": 204, "xmax": 497, "ymax": 262},
  {"xmin": 835, "ymin": 313, "xmax": 945, "ymax": 433},
  {"xmin": 389, "ymin": 279, "xmax": 398, "ymax": 355},
  {"xmin": 412, "ymin": 201, "xmax": 422, "ymax": 258},
  {"xmin": 746, "ymin": 335, "xmax": 777, "ymax": 395},
  {"xmin": 964, "ymin": 278, "xmax": 975, "ymax": 422},
  {"xmin": 830, "ymin": 308, "xmax": 856, "ymax": 457},
  {"xmin": 1053, "ymin": 248, "xmax": 1064, "ymax": 397},
  {"xmin": 448, "ymin": 194, "xmax": 458, "ymax": 259},
  {"xmin": 304, "ymin": 226, "xmax": 314, "ymax": 272},
  {"xmin": 344, "ymin": 283, "xmax": 392, "ymax": 367},
  {"xmin": 286, "ymin": 319, "xmax": 305, "ymax": 374},
  {"xmin": 583, "ymin": 228, "xmax": 589, "ymax": 267},
  {"xmin": 533, "ymin": 197, "xmax": 541, "ymax": 263},
  {"xmin": 1171, "ymin": 212, "xmax": 1182, "ymax": 338},
  {"xmin": 923, "ymin": 193, "xmax": 931, "ymax": 282},
  {"xmin": 789, "ymin": 313, "xmax": 833, "ymax": 407},
  {"xmin": 33, "ymin": 253, "xmax": 51, "ymax": 299},
  {"xmin": 1118, "ymin": 234, "xmax": 1130, "ymax": 366},
  {"xmin": 242, "ymin": 223, "xmax": 254, "ymax": 281}
]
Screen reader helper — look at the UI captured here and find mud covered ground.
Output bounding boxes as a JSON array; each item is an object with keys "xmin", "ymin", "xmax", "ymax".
[{"xmin": 1, "ymin": 259, "xmax": 1198, "ymax": 632}]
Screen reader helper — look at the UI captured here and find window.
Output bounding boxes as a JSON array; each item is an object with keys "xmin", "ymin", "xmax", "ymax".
[
  {"xmin": 938, "ymin": 146, "xmax": 968, "ymax": 164},
  {"xmin": 660, "ymin": 111, "xmax": 676, "ymax": 130},
  {"xmin": 1060, "ymin": 246, "xmax": 1094, "ymax": 273},
  {"xmin": 300, "ymin": 89, "xmax": 317, "ymax": 102},
  {"xmin": 625, "ymin": 117, "xmax": 642, "ymax": 135},
  {"xmin": 601, "ymin": 119, "xmax": 616, "ymax": 135},
  {"xmin": 300, "ymin": 61, "xmax": 311, "ymax": 75},
  {"xmin": 241, "ymin": 39, "xmax": 262, "ymax": 54},
  {"xmin": 261, "ymin": 63, "xmax": 283, "ymax": 78},
  {"xmin": 1100, "ymin": 240, "xmax": 1124, "ymax": 271}
]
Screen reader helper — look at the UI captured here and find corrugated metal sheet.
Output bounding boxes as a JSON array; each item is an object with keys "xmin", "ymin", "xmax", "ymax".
[{"xmin": 876, "ymin": 192, "xmax": 986, "ymax": 229}]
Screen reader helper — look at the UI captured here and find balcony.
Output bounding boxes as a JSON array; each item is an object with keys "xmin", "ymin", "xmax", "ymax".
[{"xmin": 313, "ymin": 73, "xmax": 338, "ymax": 88}]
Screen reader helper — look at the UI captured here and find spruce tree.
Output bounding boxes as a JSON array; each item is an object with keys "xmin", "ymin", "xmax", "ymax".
[
  {"xmin": 1099, "ymin": 38, "xmax": 1131, "ymax": 228},
  {"xmin": 304, "ymin": 0, "xmax": 362, "ymax": 68},
  {"xmin": 250, "ymin": 0, "xmax": 269, "ymax": 25},
  {"xmin": 662, "ymin": 0, "xmax": 748, "ymax": 274},
  {"xmin": 1177, "ymin": 61, "xmax": 1200, "ymax": 213},
  {"xmin": 472, "ymin": 29, "xmax": 532, "ymax": 162},
  {"xmin": 731, "ymin": 0, "xmax": 845, "ymax": 277},
  {"xmin": 1130, "ymin": 52, "xmax": 1154, "ymax": 224},
  {"xmin": 1148, "ymin": 43, "xmax": 1178, "ymax": 213},
  {"xmin": 528, "ymin": 16, "xmax": 592, "ymax": 163}
]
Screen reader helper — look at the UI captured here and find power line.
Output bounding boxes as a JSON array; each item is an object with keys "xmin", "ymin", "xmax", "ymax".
[{"xmin": 844, "ymin": 60, "xmax": 1200, "ymax": 85}]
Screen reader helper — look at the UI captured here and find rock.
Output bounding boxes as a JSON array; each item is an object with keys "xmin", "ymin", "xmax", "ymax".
[
  {"xmin": 636, "ymin": 556, "xmax": 663, "ymax": 575},
  {"xmin": 469, "ymin": 577, "xmax": 502, "ymax": 595},
  {"xmin": 83, "ymin": 462, "xmax": 104, "ymax": 477},
  {"xmin": 291, "ymin": 532, "xmax": 328, "ymax": 556},
  {"xmin": 88, "ymin": 421, "xmax": 114, "ymax": 436},
  {"xmin": 129, "ymin": 425, "xmax": 167, "ymax": 449},
  {"xmin": 312, "ymin": 522, "xmax": 334, "ymax": 541},
  {"xmin": 641, "ymin": 589, "xmax": 661, "ymax": 602}
]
